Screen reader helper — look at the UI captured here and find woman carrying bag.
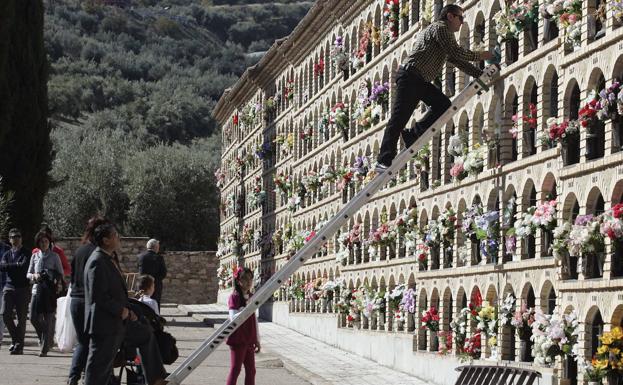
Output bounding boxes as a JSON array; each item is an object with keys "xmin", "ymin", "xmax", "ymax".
[{"xmin": 27, "ymin": 231, "xmax": 63, "ymax": 357}]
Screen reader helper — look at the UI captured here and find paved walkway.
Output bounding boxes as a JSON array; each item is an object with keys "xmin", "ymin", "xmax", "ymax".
[
  {"xmin": 179, "ymin": 304, "xmax": 428, "ymax": 385},
  {"xmin": 0, "ymin": 304, "xmax": 306, "ymax": 385}
]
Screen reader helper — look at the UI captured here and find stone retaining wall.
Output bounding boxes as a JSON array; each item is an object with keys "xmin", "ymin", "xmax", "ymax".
[{"xmin": 56, "ymin": 237, "xmax": 218, "ymax": 304}]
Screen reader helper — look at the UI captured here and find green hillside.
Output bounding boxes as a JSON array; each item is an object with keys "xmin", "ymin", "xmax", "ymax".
[{"xmin": 43, "ymin": 0, "xmax": 312, "ymax": 249}]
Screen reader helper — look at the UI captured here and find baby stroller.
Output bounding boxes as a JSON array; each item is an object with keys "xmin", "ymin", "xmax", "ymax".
[{"xmin": 113, "ymin": 299, "xmax": 179, "ymax": 385}]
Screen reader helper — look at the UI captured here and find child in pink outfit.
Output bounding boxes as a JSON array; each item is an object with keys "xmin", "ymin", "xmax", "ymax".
[{"xmin": 226, "ymin": 267, "xmax": 260, "ymax": 385}]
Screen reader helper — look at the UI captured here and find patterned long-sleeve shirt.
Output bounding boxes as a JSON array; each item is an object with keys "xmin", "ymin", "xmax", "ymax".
[{"xmin": 404, "ymin": 20, "xmax": 482, "ymax": 82}]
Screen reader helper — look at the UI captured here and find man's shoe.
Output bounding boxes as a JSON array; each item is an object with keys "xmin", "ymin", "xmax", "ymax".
[
  {"xmin": 10, "ymin": 347, "xmax": 23, "ymax": 355},
  {"xmin": 374, "ymin": 163, "xmax": 390, "ymax": 173},
  {"xmin": 152, "ymin": 378, "xmax": 168, "ymax": 385},
  {"xmin": 8, "ymin": 344, "xmax": 15, "ymax": 352}
]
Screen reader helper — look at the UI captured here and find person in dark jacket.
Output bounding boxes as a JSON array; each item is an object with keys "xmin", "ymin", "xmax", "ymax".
[
  {"xmin": 375, "ymin": 4, "xmax": 493, "ymax": 171},
  {"xmin": 84, "ymin": 224, "xmax": 167, "ymax": 385},
  {"xmin": 67, "ymin": 216, "xmax": 109, "ymax": 385},
  {"xmin": 138, "ymin": 239, "xmax": 167, "ymax": 310},
  {"xmin": 0, "ymin": 228, "xmax": 31, "ymax": 355}
]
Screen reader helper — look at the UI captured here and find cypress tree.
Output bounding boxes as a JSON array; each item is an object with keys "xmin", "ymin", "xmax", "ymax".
[{"xmin": 0, "ymin": 0, "xmax": 51, "ymax": 247}]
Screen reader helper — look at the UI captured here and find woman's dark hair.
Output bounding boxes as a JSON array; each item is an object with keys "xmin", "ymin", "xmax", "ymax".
[
  {"xmin": 81, "ymin": 216, "xmax": 110, "ymax": 244},
  {"xmin": 233, "ymin": 268, "xmax": 254, "ymax": 307},
  {"xmin": 136, "ymin": 274, "xmax": 155, "ymax": 298},
  {"xmin": 34, "ymin": 231, "xmax": 52, "ymax": 249},
  {"xmin": 40, "ymin": 223, "xmax": 55, "ymax": 243},
  {"xmin": 93, "ymin": 223, "xmax": 117, "ymax": 247},
  {"xmin": 438, "ymin": 4, "xmax": 463, "ymax": 21}
]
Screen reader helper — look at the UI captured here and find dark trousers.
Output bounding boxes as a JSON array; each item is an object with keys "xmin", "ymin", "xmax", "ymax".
[
  {"xmin": 68, "ymin": 297, "xmax": 89, "ymax": 381},
  {"xmin": 29, "ymin": 296, "xmax": 55, "ymax": 352},
  {"xmin": 378, "ymin": 67, "xmax": 452, "ymax": 166},
  {"xmin": 85, "ymin": 330, "xmax": 125, "ymax": 385},
  {"xmin": 227, "ymin": 345, "xmax": 256, "ymax": 385},
  {"xmin": 1, "ymin": 288, "xmax": 30, "ymax": 347}
]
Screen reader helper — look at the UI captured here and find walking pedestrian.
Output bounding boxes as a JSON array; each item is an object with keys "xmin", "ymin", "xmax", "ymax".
[
  {"xmin": 66, "ymin": 216, "xmax": 109, "ymax": 385},
  {"xmin": 137, "ymin": 239, "xmax": 167, "ymax": 310},
  {"xmin": 375, "ymin": 4, "xmax": 493, "ymax": 171},
  {"xmin": 84, "ymin": 223, "xmax": 167, "ymax": 385},
  {"xmin": 0, "ymin": 228, "xmax": 31, "ymax": 355},
  {"xmin": 226, "ymin": 267, "xmax": 260, "ymax": 385},
  {"xmin": 27, "ymin": 230, "xmax": 63, "ymax": 357},
  {"xmin": 37, "ymin": 224, "xmax": 71, "ymax": 281}
]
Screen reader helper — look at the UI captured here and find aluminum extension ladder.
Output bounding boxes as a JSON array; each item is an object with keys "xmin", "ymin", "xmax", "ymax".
[{"xmin": 166, "ymin": 63, "xmax": 500, "ymax": 385}]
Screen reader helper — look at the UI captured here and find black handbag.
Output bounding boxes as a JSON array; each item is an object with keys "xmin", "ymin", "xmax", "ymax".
[{"xmin": 155, "ymin": 329, "xmax": 179, "ymax": 365}]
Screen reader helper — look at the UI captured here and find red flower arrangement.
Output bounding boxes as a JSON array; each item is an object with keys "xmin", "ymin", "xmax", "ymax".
[
  {"xmin": 421, "ymin": 306, "xmax": 441, "ymax": 332},
  {"xmin": 613, "ymin": 203, "xmax": 623, "ymax": 219},
  {"xmin": 313, "ymin": 58, "xmax": 325, "ymax": 78},
  {"xmin": 463, "ymin": 332, "xmax": 482, "ymax": 357},
  {"xmin": 547, "ymin": 118, "xmax": 579, "ymax": 144},
  {"xmin": 469, "ymin": 290, "xmax": 483, "ymax": 317},
  {"xmin": 510, "ymin": 103, "xmax": 537, "ymax": 139},
  {"xmin": 578, "ymin": 98, "xmax": 599, "ymax": 127}
]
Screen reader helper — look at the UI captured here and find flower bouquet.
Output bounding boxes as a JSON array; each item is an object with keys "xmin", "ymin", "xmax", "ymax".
[
  {"xmin": 330, "ymin": 36, "xmax": 349, "ymax": 72},
  {"xmin": 539, "ymin": 0, "xmax": 582, "ymax": 47},
  {"xmin": 382, "ymin": 0, "xmax": 400, "ymax": 45},
  {"xmin": 511, "ymin": 103, "xmax": 538, "ymax": 139},
  {"xmin": 547, "ymin": 117, "xmax": 580, "ymax": 144},
  {"xmin": 595, "ymin": 327, "xmax": 623, "ymax": 383},
  {"xmin": 511, "ymin": 304, "xmax": 535, "ymax": 340},
  {"xmin": 477, "ymin": 301, "xmax": 498, "ymax": 338},
  {"xmin": 596, "ymin": 80, "xmax": 623, "ymax": 122},
  {"xmin": 302, "ymin": 171, "xmax": 322, "ymax": 192},
  {"xmin": 274, "ymin": 171, "xmax": 292, "ymax": 197},
  {"xmin": 284, "ymin": 79, "xmax": 295, "ymax": 102},
  {"xmin": 421, "ymin": 306, "xmax": 440, "ymax": 332},
  {"xmin": 214, "ymin": 168, "xmax": 226, "ymax": 189},
  {"xmin": 369, "ymin": 81, "xmax": 390, "ymax": 109},
  {"xmin": 329, "ymin": 102, "xmax": 350, "ymax": 140}
]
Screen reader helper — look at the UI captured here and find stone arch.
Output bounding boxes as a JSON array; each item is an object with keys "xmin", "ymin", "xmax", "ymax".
[
  {"xmin": 541, "ymin": 172, "xmax": 557, "ymax": 201},
  {"xmin": 541, "ymin": 64, "xmax": 559, "ymax": 121},
  {"xmin": 612, "ymin": 304, "xmax": 623, "ymax": 327},
  {"xmin": 586, "ymin": 186, "xmax": 605, "ymax": 215},
  {"xmin": 563, "ymin": 78, "xmax": 581, "ymax": 120},
  {"xmin": 612, "ymin": 180, "xmax": 623, "ymax": 205},
  {"xmin": 540, "ymin": 280, "xmax": 556, "ymax": 315},
  {"xmin": 485, "ymin": 284, "xmax": 497, "ymax": 304},
  {"xmin": 562, "ymin": 192, "xmax": 580, "ymax": 222},
  {"xmin": 585, "ymin": 305, "xmax": 605, "ymax": 360},
  {"xmin": 519, "ymin": 282, "xmax": 536, "ymax": 308}
]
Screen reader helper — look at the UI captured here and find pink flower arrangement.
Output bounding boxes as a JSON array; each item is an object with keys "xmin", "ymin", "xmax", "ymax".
[
  {"xmin": 349, "ymin": 222, "xmax": 362, "ymax": 245},
  {"xmin": 450, "ymin": 162, "xmax": 465, "ymax": 178},
  {"xmin": 532, "ymin": 200, "xmax": 557, "ymax": 230},
  {"xmin": 368, "ymin": 223, "xmax": 395, "ymax": 247}
]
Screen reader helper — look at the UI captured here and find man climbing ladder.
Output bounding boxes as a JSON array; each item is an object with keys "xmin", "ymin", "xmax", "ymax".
[
  {"xmin": 376, "ymin": 3, "xmax": 493, "ymax": 171},
  {"xmin": 165, "ymin": 9, "xmax": 499, "ymax": 385}
]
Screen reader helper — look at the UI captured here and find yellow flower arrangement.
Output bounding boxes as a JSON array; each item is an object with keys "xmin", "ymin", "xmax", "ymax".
[{"xmin": 597, "ymin": 327, "xmax": 623, "ymax": 371}]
